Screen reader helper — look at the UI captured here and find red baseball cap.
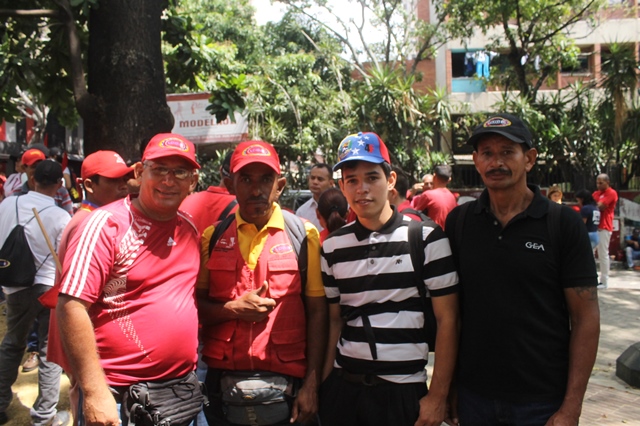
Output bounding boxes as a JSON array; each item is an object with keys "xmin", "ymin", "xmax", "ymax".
[
  {"xmin": 81, "ymin": 150, "xmax": 134, "ymax": 180},
  {"xmin": 22, "ymin": 149, "xmax": 46, "ymax": 166},
  {"xmin": 230, "ymin": 141, "xmax": 280, "ymax": 174},
  {"xmin": 142, "ymin": 133, "xmax": 200, "ymax": 169}
]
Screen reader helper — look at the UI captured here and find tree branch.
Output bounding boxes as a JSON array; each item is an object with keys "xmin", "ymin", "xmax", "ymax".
[
  {"xmin": 278, "ymin": 1, "xmax": 370, "ymax": 78},
  {"xmin": 51, "ymin": 0, "xmax": 94, "ymax": 117},
  {"xmin": 0, "ymin": 9, "xmax": 61, "ymax": 18}
]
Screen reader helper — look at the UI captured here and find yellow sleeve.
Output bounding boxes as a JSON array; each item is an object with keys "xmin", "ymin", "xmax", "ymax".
[
  {"xmin": 304, "ymin": 221, "xmax": 325, "ymax": 297},
  {"xmin": 197, "ymin": 224, "xmax": 215, "ymax": 291}
]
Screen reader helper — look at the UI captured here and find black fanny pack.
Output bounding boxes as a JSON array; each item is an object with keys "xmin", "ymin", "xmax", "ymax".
[
  {"xmin": 204, "ymin": 370, "xmax": 299, "ymax": 426},
  {"xmin": 123, "ymin": 371, "xmax": 204, "ymax": 426}
]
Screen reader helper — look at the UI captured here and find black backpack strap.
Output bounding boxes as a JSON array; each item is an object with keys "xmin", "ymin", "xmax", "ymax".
[
  {"xmin": 217, "ymin": 199, "xmax": 238, "ymax": 221},
  {"xmin": 282, "ymin": 210, "xmax": 308, "ymax": 294},
  {"xmin": 23, "ymin": 205, "xmax": 55, "ymax": 227},
  {"xmin": 454, "ymin": 201, "xmax": 472, "ymax": 253},
  {"xmin": 12, "ymin": 197, "xmax": 54, "ymax": 278},
  {"xmin": 400, "ymin": 207, "xmax": 431, "ymax": 223},
  {"xmin": 547, "ymin": 201, "xmax": 562, "ymax": 261},
  {"xmin": 208, "ymin": 214, "xmax": 237, "ymax": 257},
  {"xmin": 408, "ymin": 220, "xmax": 425, "ymax": 290},
  {"xmin": 407, "ymin": 219, "xmax": 438, "ymax": 352}
]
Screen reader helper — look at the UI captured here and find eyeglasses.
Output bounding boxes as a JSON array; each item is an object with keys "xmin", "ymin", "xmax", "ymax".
[{"xmin": 143, "ymin": 162, "xmax": 194, "ymax": 180}]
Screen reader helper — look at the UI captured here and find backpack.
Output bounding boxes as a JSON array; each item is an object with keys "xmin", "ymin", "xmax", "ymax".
[
  {"xmin": 406, "ymin": 218, "xmax": 439, "ymax": 352},
  {"xmin": 0, "ymin": 197, "xmax": 52, "ymax": 287},
  {"xmin": 208, "ymin": 209, "xmax": 308, "ymax": 292},
  {"xmin": 399, "ymin": 207, "xmax": 431, "ymax": 223}
]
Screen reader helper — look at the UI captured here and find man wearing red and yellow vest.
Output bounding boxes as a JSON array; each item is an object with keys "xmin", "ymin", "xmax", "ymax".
[{"xmin": 197, "ymin": 141, "xmax": 328, "ymax": 426}]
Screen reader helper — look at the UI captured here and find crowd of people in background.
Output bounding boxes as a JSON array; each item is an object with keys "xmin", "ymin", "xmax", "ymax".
[{"xmin": 0, "ymin": 112, "xmax": 626, "ymax": 426}]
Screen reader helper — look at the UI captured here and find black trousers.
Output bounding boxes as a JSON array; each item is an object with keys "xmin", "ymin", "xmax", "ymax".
[{"xmin": 318, "ymin": 369, "xmax": 428, "ymax": 426}]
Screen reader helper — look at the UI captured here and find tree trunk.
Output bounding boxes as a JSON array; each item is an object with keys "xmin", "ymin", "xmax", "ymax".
[{"xmin": 83, "ymin": 0, "xmax": 173, "ymax": 163}]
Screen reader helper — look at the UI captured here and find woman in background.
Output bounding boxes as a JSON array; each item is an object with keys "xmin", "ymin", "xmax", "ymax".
[
  {"xmin": 316, "ymin": 187, "xmax": 348, "ymax": 243},
  {"xmin": 547, "ymin": 185, "xmax": 563, "ymax": 204}
]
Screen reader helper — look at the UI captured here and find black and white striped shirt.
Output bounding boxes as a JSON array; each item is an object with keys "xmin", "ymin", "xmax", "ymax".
[{"xmin": 321, "ymin": 210, "xmax": 459, "ymax": 383}]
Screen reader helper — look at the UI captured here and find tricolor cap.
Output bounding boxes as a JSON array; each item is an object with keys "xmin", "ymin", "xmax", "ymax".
[
  {"xmin": 230, "ymin": 141, "xmax": 281, "ymax": 174},
  {"xmin": 467, "ymin": 113, "xmax": 533, "ymax": 149},
  {"xmin": 22, "ymin": 149, "xmax": 46, "ymax": 166},
  {"xmin": 142, "ymin": 133, "xmax": 200, "ymax": 169},
  {"xmin": 81, "ymin": 151, "xmax": 134, "ymax": 180},
  {"xmin": 333, "ymin": 132, "xmax": 390, "ymax": 171}
]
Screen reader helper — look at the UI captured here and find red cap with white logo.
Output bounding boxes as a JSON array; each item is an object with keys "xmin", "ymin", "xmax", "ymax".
[{"xmin": 142, "ymin": 133, "xmax": 200, "ymax": 169}]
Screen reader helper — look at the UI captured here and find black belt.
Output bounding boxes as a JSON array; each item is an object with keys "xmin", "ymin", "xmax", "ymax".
[{"xmin": 336, "ymin": 369, "xmax": 389, "ymax": 386}]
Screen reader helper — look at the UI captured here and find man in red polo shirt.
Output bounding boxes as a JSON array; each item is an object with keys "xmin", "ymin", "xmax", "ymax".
[
  {"xmin": 181, "ymin": 151, "xmax": 237, "ymax": 235},
  {"xmin": 56, "ymin": 134, "xmax": 202, "ymax": 425},
  {"xmin": 411, "ymin": 165, "xmax": 457, "ymax": 229},
  {"xmin": 593, "ymin": 173, "xmax": 618, "ymax": 289}
]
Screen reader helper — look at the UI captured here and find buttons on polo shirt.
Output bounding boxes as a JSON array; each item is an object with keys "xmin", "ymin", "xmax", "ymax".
[
  {"xmin": 494, "ymin": 220, "xmax": 499, "ymax": 226},
  {"xmin": 498, "ymin": 235, "xmax": 503, "ymax": 240}
]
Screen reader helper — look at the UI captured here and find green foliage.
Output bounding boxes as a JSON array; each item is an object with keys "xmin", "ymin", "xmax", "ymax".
[
  {"xmin": 491, "ymin": 70, "xmax": 640, "ymax": 189},
  {"xmin": 0, "ymin": 0, "xmax": 86, "ymax": 127},
  {"xmin": 163, "ymin": 0, "xmax": 261, "ymax": 92},
  {"xmin": 351, "ymin": 65, "xmax": 432, "ymax": 177},
  {"xmin": 196, "ymin": 148, "xmax": 232, "ymax": 188},
  {"xmin": 600, "ymin": 42, "xmax": 638, "ymax": 155},
  {"xmin": 206, "ymin": 74, "xmax": 247, "ymax": 123}
]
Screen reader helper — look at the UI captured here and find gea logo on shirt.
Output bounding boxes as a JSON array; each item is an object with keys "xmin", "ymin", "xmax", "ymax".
[{"xmin": 525, "ymin": 241, "xmax": 545, "ymax": 251}]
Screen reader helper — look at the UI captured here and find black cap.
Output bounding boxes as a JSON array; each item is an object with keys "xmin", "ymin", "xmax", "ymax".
[
  {"xmin": 467, "ymin": 113, "xmax": 533, "ymax": 149},
  {"xmin": 29, "ymin": 143, "xmax": 50, "ymax": 157},
  {"xmin": 434, "ymin": 164, "xmax": 452, "ymax": 179},
  {"xmin": 34, "ymin": 160, "xmax": 63, "ymax": 186},
  {"xmin": 221, "ymin": 150, "xmax": 233, "ymax": 177}
]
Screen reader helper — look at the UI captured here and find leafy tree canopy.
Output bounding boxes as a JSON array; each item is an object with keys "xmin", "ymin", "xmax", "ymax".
[{"xmin": 444, "ymin": 0, "xmax": 605, "ymax": 101}]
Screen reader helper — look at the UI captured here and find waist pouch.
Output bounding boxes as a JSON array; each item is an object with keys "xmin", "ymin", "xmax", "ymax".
[
  {"xmin": 220, "ymin": 371, "xmax": 294, "ymax": 426},
  {"xmin": 124, "ymin": 371, "xmax": 204, "ymax": 426}
]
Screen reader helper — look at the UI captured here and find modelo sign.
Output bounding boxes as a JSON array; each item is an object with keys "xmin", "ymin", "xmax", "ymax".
[{"xmin": 167, "ymin": 93, "xmax": 248, "ymax": 144}]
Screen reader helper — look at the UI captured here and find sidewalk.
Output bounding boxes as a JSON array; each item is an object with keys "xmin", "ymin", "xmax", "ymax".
[{"xmin": 581, "ymin": 267, "xmax": 640, "ymax": 424}]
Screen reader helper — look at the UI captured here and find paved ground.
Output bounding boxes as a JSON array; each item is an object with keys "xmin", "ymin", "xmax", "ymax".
[
  {"xmin": 2, "ymin": 266, "xmax": 640, "ymax": 425},
  {"xmin": 579, "ymin": 265, "xmax": 640, "ymax": 424}
]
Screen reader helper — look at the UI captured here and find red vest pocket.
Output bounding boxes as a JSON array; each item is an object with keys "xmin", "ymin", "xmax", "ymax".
[
  {"xmin": 266, "ymin": 258, "xmax": 300, "ymax": 298},
  {"xmin": 208, "ymin": 256, "xmax": 238, "ymax": 299},
  {"xmin": 271, "ymin": 329, "xmax": 306, "ymax": 363}
]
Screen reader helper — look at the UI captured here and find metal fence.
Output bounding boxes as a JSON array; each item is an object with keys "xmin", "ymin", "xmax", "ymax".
[{"xmin": 450, "ymin": 162, "xmax": 623, "ymax": 196}]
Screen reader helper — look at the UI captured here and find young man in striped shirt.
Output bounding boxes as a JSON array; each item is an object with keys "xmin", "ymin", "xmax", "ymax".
[{"xmin": 319, "ymin": 132, "xmax": 460, "ymax": 426}]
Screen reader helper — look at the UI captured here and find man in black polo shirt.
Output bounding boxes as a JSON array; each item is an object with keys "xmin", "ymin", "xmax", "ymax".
[{"xmin": 445, "ymin": 114, "xmax": 600, "ymax": 425}]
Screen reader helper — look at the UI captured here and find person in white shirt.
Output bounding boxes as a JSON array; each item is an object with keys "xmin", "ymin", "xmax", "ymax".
[
  {"xmin": 0, "ymin": 160, "xmax": 71, "ymax": 426},
  {"xmin": 295, "ymin": 163, "xmax": 334, "ymax": 231}
]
